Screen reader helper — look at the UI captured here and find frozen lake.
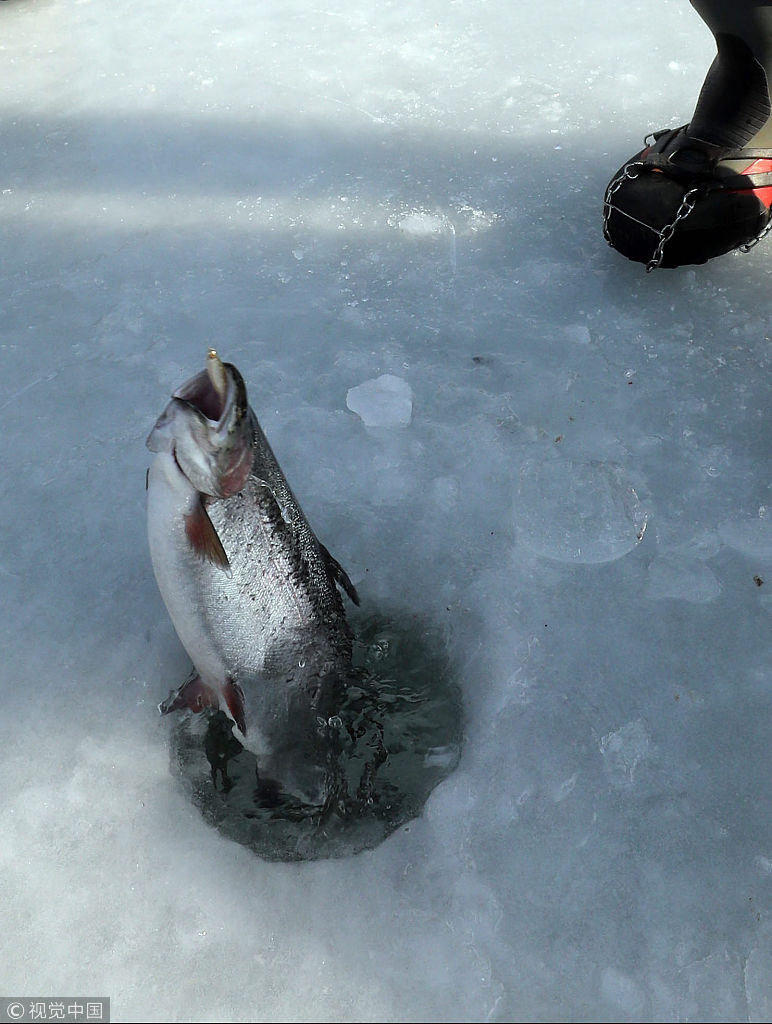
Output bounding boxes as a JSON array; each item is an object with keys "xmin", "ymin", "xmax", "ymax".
[{"xmin": 2, "ymin": 0, "xmax": 772, "ymax": 1020}]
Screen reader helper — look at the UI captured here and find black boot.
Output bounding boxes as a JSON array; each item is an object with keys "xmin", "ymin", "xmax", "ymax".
[{"xmin": 604, "ymin": 1, "xmax": 772, "ymax": 269}]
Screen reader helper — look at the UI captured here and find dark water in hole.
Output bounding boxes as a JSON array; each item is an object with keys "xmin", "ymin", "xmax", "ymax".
[{"xmin": 169, "ymin": 611, "xmax": 463, "ymax": 861}]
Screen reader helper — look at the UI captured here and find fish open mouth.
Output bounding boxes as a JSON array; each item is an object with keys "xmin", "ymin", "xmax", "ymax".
[
  {"xmin": 173, "ymin": 350, "xmax": 230, "ymax": 424},
  {"xmin": 147, "ymin": 351, "xmax": 252, "ymax": 496}
]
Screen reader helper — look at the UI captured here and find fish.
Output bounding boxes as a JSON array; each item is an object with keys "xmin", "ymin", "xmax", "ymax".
[{"xmin": 146, "ymin": 350, "xmax": 359, "ymax": 799}]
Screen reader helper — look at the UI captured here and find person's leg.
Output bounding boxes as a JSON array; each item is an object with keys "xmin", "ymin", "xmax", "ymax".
[
  {"xmin": 603, "ymin": 1, "xmax": 772, "ymax": 269},
  {"xmin": 688, "ymin": 0, "xmax": 772, "ymax": 149}
]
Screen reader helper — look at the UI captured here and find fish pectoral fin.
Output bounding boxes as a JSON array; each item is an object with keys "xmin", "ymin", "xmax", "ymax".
[
  {"xmin": 185, "ymin": 497, "xmax": 231, "ymax": 572},
  {"xmin": 319, "ymin": 542, "xmax": 360, "ymax": 606},
  {"xmin": 222, "ymin": 678, "xmax": 246, "ymax": 735},
  {"xmin": 159, "ymin": 673, "xmax": 219, "ymax": 716}
]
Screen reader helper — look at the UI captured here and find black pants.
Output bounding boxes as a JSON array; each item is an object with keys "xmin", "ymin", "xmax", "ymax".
[{"xmin": 689, "ymin": 0, "xmax": 772, "ymax": 147}]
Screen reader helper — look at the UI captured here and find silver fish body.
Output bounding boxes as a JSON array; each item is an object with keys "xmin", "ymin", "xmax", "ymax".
[{"xmin": 146, "ymin": 352, "xmax": 358, "ymax": 794}]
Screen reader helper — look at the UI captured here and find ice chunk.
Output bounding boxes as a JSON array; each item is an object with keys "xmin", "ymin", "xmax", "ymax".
[
  {"xmin": 346, "ymin": 374, "xmax": 413, "ymax": 428},
  {"xmin": 515, "ymin": 458, "xmax": 648, "ymax": 564},
  {"xmin": 396, "ymin": 210, "xmax": 451, "ymax": 237},
  {"xmin": 599, "ymin": 720, "xmax": 650, "ymax": 786},
  {"xmin": 550, "ymin": 773, "xmax": 578, "ymax": 803}
]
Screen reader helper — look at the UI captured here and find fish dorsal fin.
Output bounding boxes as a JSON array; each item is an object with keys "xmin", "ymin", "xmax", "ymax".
[
  {"xmin": 185, "ymin": 497, "xmax": 231, "ymax": 572},
  {"xmin": 256, "ymin": 480, "xmax": 359, "ymax": 611},
  {"xmin": 256, "ymin": 481, "xmax": 307, "ymax": 567},
  {"xmin": 319, "ymin": 542, "xmax": 360, "ymax": 606},
  {"xmin": 256, "ymin": 481, "xmax": 326, "ymax": 593}
]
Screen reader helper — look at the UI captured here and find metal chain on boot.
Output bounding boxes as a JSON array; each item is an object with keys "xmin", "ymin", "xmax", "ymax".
[
  {"xmin": 603, "ymin": 161, "xmax": 702, "ymax": 270},
  {"xmin": 644, "ymin": 186, "xmax": 703, "ymax": 272},
  {"xmin": 739, "ymin": 213, "xmax": 772, "ymax": 253},
  {"xmin": 602, "ymin": 161, "xmax": 645, "ymax": 242}
]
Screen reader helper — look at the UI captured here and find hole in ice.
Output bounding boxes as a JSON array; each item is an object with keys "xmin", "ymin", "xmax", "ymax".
[{"xmin": 168, "ymin": 610, "xmax": 463, "ymax": 861}]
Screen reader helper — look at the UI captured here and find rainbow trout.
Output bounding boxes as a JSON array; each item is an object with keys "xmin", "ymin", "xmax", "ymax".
[{"xmin": 146, "ymin": 351, "xmax": 359, "ymax": 797}]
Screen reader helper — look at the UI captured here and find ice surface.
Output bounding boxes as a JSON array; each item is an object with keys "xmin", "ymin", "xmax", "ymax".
[
  {"xmin": 719, "ymin": 510, "xmax": 772, "ymax": 560},
  {"xmin": 3, "ymin": 0, "xmax": 772, "ymax": 1021},
  {"xmin": 516, "ymin": 457, "xmax": 648, "ymax": 564}
]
